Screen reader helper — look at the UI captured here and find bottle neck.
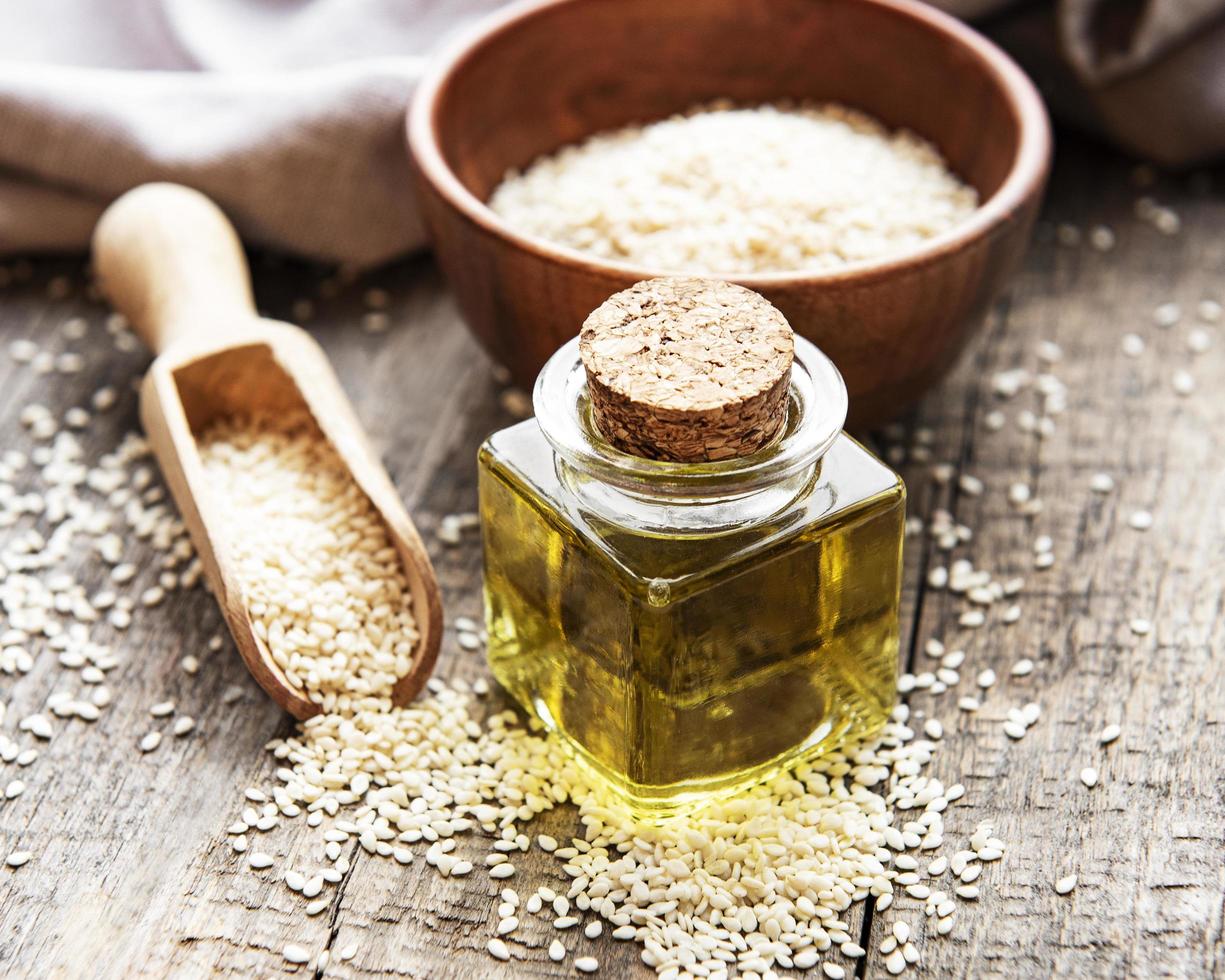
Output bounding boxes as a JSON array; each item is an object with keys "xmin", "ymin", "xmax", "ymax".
[{"xmin": 534, "ymin": 335, "xmax": 849, "ymax": 534}]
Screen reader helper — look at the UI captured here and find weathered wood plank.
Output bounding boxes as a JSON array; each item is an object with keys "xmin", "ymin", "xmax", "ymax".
[
  {"xmin": 0, "ymin": 138, "xmax": 1220, "ymax": 980},
  {"xmin": 861, "ymin": 145, "xmax": 1225, "ymax": 979}
]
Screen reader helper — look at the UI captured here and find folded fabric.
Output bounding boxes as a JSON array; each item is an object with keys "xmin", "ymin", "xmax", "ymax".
[{"xmin": 2, "ymin": 0, "xmax": 1222, "ymax": 267}]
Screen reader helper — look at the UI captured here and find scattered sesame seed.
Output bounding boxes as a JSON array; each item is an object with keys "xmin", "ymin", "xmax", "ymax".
[
  {"xmin": 1187, "ymin": 328, "xmax": 1213, "ymax": 354},
  {"xmin": 1128, "ymin": 510, "xmax": 1154, "ymax": 531},
  {"xmin": 139, "ymin": 731, "xmax": 162, "ymax": 753},
  {"xmin": 1099, "ymin": 724, "xmax": 1122, "ymax": 745},
  {"xmin": 282, "ymin": 944, "xmax": 310, "ymax": 965},
  {"xmin": 1080, "ymin": 767, "xmax": 1099, "ymax": 788},
  {"xmin": 5, "ymin": 851, "xmax": 32, "ymax": 869},
  {"xmin": 487, "ymin": 938, "xmax": 510, "ymax": 961},
  {"xmin": 1153, "ymin": 302, "xmax": 1181, "ymax": 328},
  {"xmin": 574, "ymin": 956, "xmax": 599, "ymax": 973},
  {"xmin": 1088, "ymin": 226, "xmax": 1115, "ymax": 252},
  {"xmin": 1055, "ymin": 874, "xmax": 1078, "ymax": 895},
  {"xmin": 1120, "ymin": 334, "xmax": 1145, "ymax": 357}
]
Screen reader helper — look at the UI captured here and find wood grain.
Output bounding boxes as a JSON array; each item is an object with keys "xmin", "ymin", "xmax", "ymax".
[{"xmin": 0, "ymin": 138, "xmax": 1221, "ymax": 980}]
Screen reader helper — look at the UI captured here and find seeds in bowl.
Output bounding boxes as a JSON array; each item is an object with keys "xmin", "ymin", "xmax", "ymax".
[{"xmin": 488, "ymin": 101, "xmax": 978, "ymax": 274}]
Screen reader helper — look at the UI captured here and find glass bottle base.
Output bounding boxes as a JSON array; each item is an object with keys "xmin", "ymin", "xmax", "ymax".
[{"xmin": 525, "ymin": 692, "xmax": 887, "ymax": 820}]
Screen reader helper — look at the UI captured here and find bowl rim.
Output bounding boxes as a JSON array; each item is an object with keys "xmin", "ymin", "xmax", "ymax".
[{"xmin": 408, "ymin": 0, "xmax": 1052, "ymax": 288}]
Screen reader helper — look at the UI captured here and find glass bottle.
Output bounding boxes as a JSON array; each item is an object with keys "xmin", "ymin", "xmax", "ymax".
[{"xmin": 478, "ymin": 288, "xmax": 904, "ymax": 817}]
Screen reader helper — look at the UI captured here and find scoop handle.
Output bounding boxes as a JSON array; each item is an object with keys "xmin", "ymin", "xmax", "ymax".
[{"xmin": 92, "ymin": 183, "xmax": 258, "ymax": 354}]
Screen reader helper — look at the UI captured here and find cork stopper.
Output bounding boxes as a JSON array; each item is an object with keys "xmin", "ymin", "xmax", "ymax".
[{"xmin": 579, "ymin": 278, "xmax": 794, "ymax": 462}]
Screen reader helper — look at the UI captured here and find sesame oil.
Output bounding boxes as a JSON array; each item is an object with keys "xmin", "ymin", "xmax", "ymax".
[
  {"xmin": 481, "ymin": 425, "xmax": 903, "ymax": 815},
  {"xmin": 478, "ymin": 283, "xmax": 904, "ymax": 815}
]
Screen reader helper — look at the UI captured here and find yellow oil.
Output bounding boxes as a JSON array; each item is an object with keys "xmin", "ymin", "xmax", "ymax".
[{"xmin": 479, "ymin": 423, "xmax": 903, "ymax": 817}]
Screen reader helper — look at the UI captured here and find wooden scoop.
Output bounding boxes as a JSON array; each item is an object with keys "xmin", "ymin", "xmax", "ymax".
[{"xmin": 91, "ymin": 183, "xmax": 442, "ymax": 720}]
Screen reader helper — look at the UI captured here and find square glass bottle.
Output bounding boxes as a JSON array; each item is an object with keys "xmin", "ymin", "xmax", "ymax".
[{"xmin": 479, "ymin": 306, "xmax": 904, "ymax": 816}]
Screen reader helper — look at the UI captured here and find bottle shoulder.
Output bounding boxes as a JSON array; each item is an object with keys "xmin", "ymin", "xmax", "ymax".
[{"xmin": 479, "ymin": 422, "xmax": 903, "ymax": 590}]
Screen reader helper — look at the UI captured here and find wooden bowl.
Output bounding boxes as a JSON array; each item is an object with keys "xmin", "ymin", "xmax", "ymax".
[{"xmin": 407, "ymin": 0, "xmax": 1050, "ymax": 427}]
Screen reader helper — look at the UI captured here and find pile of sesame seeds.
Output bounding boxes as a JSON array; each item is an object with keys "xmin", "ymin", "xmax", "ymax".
[{"xmin": 231, "ymin": 676, "xmax": 1008, "ymax": 978}]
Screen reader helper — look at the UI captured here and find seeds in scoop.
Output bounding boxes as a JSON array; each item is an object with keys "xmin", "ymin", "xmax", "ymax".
[{"xmin": 199, "ymin": 413, "xmax": 419, "ymax": 712}]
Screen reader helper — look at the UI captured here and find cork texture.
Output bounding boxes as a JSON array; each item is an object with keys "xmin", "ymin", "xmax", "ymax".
[{"xmin": 579, "ymin": 277, "xmax": 794, "ymax": 462}]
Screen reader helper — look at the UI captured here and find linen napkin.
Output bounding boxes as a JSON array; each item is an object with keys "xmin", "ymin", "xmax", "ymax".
[{"xmin": 1, "ymin": 0, "xmax": 1222, "ymax": 266}]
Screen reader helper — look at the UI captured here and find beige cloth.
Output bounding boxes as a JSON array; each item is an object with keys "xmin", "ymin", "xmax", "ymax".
[
  {"xmin": 933, "ymin": 0, "xmax": 1225, "ymax": 166},
  {"xmin": 2, "ymin": 0, "xmax": 1223, "ymax": 266}
]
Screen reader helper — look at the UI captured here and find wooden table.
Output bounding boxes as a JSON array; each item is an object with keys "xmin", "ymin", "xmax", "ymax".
[{"xmin": 0, "ymin": 138, "xmax": 1221, "ymax": 980}]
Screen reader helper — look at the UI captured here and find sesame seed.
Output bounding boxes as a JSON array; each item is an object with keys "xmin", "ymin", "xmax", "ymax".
[
  {"xmin": 1128, "ymin": 510, "xmax": 1154, "ymax": 531},
  {"xmin": 1129, "ymin": 618, "xmax": 1152, "ymax": 636},
  {"xmin": 549, "ymin": 940, "xmax": 566, "ymax": 962},
  {"xmin": 282, "ymin": 944, "xmax": 310, "ymax": 965},
  {"xmin": 1120, "ymin": 333, "xmax": 1145, "ymax": 357},
  {"xmin": 1079, "ymin": 767, "xmax": 1099, "ymax": 788},
  {"xmin": 5, "ymin": 851, "xmax": 32, "ymax": 868},
  {"xmin": 139, "ymin": 732, "xmax": 162, "ymax": 753},
  {"xmin": 1090, "ymin": 472, "xmax": 1115, "ymax": 493},
  {"xmin": 1154, "ymin": 302, "xmax": 1181, "ymax": 327},
  {"xmin": 1088, "ymin": 226, "xmax": 1115, "ymax": 252},
  {"xmin": 574, "ymin": 956, "xmax": 599, "ymax": 973},
  {"xmin": 1099, "ymin": 724, "xmax": 1122, "ymax": 745},
  {"xmin": 1055, "ymin": 874, "xmax": 1078, "ymax": 895},
  {"xmin": 1187, "ymin": 328, "xmax": 1213, "ymax": 354},
  {"xmin": 487, "ymin": 938, "xmax": 510, "ymax": 961}
]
